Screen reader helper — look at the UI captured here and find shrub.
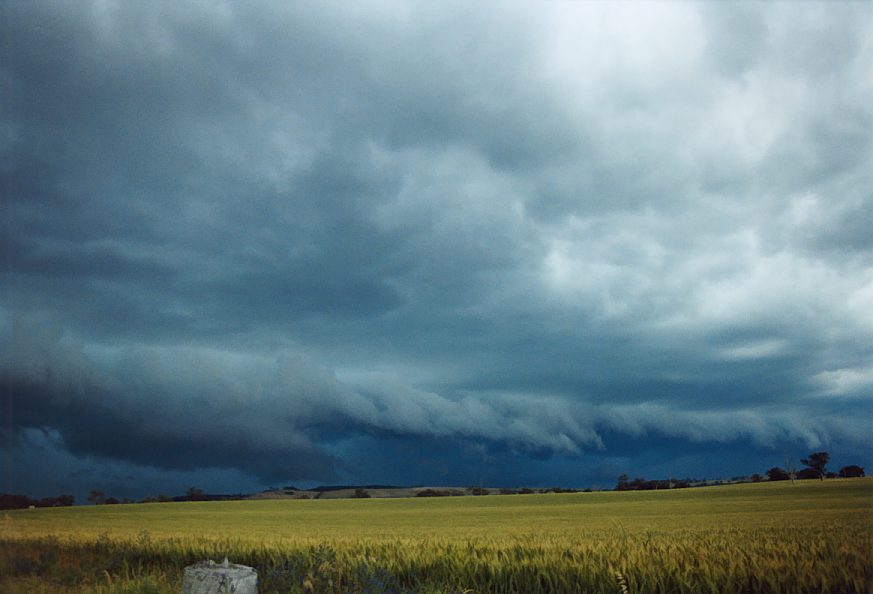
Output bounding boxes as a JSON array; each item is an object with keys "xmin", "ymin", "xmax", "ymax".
[{"xmin": 839, "ymin": 465, "xmax": 865, "ymax": 478}]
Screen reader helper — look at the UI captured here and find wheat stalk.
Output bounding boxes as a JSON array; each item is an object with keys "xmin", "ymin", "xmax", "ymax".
[{"xmin": 615, "ymin": 571, "xmax": 630, "ymax": 594}]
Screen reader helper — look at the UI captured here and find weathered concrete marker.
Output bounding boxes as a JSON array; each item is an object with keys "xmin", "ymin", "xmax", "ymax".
[{"xmin": 182, "ymin": 557, "xmax": 258, "ymax": 594}]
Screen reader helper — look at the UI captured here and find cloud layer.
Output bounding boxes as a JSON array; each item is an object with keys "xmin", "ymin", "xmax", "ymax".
[{"xmin": 2, "ymin": 1, "xmax": 871, "ymax": 496}]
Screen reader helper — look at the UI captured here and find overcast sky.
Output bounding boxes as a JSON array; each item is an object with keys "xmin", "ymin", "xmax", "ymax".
[{"xmin": 2, "ymin": 1, "xmax": 872, "ymax": 500}]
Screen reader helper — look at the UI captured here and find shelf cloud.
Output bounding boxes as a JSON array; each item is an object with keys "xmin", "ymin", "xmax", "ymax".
[{"xmin": 2, "ymin": 0, "xmax": 871, "ymax": 497}]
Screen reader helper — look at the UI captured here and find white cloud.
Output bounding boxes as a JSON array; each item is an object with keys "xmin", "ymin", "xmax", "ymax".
[{"xmin": 814, "ymin": 367, "xmax": 873, "ymax": 398}]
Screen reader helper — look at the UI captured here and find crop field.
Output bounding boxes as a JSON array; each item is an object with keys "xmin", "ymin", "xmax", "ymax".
[{"xmin": 2, "ymin": 478, "xmax": 871, "ymax": 593}]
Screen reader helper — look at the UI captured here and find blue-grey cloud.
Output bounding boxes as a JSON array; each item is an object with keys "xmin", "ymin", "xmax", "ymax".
[{"xmin": 2, "ymin": 0, "xmax": 871, "ymax": 497}]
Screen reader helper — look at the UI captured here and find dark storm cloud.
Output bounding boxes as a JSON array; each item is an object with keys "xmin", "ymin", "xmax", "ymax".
[
  {"xmin": 2, "ymin": 1, "xmax": 872, "ymax": 493},
  {"xmin": 0, "ymin": 318, "xmax": 340, "ymax": 482}
]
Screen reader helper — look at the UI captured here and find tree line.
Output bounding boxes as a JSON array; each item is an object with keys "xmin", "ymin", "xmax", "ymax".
[
  {"xmin": 88, "ymin": 486, "xmax": 246, "ymax": 505},
  {"xmin": 1, "ymin": 486, "xmax": 248, "ymax": 509},
  {"xmin": 4, "ymin": 452, "xmax": 865, "ymax": 508},
  {"xmin": 616, "ymin": 452, "xmax": 865, "ymax": 491},
  {"xmin": 764, "ymin": 452, "xmax": 864, "ymax": 482},
  {"xmin": 0, "ymin": 493, "xmax": 75, "ymax": 510}
]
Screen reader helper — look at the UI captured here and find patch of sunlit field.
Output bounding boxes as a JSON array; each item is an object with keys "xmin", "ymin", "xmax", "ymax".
[{"xmin": 2, "ymin": 479, "xmax": 871, "ymax": 593}]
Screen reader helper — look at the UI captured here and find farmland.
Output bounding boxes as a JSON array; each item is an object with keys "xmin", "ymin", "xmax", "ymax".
[{"xmin": 2, "ymin": 478, "xmax": 871, "ymax": 593}]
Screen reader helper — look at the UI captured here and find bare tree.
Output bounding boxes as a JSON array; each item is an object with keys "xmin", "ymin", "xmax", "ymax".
[{"xmin": 784, "ymin": 455, "xmax": 797, "ymax": 485}]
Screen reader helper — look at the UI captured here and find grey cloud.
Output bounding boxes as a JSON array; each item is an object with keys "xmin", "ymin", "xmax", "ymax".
[
  {"xmin": 4, "ymin": 315, "xmax": 870, "ymax": 486},
  {"xmin": 702, "ymin": 5, "xmax": 769, "ymax": 77},
  {"xmin": 2, "ymin": 317, "xmax": 606, "ymax": 475},
  {"xmin": 597, "ymin": 402, "xmax": 872, "ymax": 452},
  {"xmin": 1, "ymin": 317, "xmax": 340, "ymax": 482},
  {"xmin": 5, "ymin": 428, "xmax": 262, "ymax": 501},
  {"xmin": 2, "ymin": 1, "xmax": 872, "ymax": 491}
]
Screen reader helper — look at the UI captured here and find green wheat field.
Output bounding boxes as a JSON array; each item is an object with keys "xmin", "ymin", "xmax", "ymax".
[{"xmin": 2, "ymin": 478, "xmax": 871, "ymax": 593}]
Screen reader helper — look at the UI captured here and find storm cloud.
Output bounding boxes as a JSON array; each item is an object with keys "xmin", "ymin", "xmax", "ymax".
[{"xmin": 2, "ymin": 1, "xmax": 871, "ymax": 497}]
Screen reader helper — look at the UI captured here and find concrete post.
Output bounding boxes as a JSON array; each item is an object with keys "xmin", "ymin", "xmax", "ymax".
[{"xmin": 182, "ymin": 557, "xmax": 258, "ymax": 594}]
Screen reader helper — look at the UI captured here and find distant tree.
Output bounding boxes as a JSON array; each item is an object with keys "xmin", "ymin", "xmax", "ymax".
[
  {"xmin": 796, "ymin": 467, "xmax": 819, "ymax": 480},
  {"xmin": 36, "ymin": 497, "xmax": 60, "ymax": 507},
  {"xmin": 143, "ymin": 493, "xmax": 174, "ymax": 503},
  {"xmin": 469, "ymin": 486, "xmax": 488, "ymax": 496},
  {"xmin": 352, "ymin": 488, "xmax": 370, "ymax": 499},
  {"xmin": 839, "ymin": 465, "xmax": 865, "ymax": 478},
  {"xmin": 518, "ymin": 488, "xmax": 535, "ymax": 495},
  {"xmin": 417, "ymin": 489, "xmax": 450, "ymax": 497},
  {"xmin": 616, "ymin": 474, "xmax": 630, "ymax": 491},
  {"xmin": 0, "ymin": 494, "xmax": 35, "ymax": 510},
  {"xmin": 104, "ymin": 497, "xmax": 120, "ymax": 505},
  {"xmin": 800, "ymin": 452, "xmax": 830, "ymax": 481},
  {"xmin": 499, "ymin": 488, "xmax": 517, "ymax": 495},
  {"xmin": 766, "ymin": 467, "xmax": 790, "ymax": 481},
  {"xmin": 186, "ymin": 487, "xmax": 205, "ymax": 501},
  {"xmin": 88, "ymin": 490, "xmax": 106, "ymax": 505},
  {"xmin": 751, "ymin": 474, "xmax": 763, "ymax": 483}
]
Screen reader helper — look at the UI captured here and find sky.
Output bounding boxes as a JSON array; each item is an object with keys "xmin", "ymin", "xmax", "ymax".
[{"xmin": 2, "ymin": 1, "xmax": 872, "ymax": 502}]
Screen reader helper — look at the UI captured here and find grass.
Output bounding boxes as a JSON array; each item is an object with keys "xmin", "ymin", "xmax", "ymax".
[{"xmin": 1, "ymin": 478, "xmax": 871, "ymax": 593}]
